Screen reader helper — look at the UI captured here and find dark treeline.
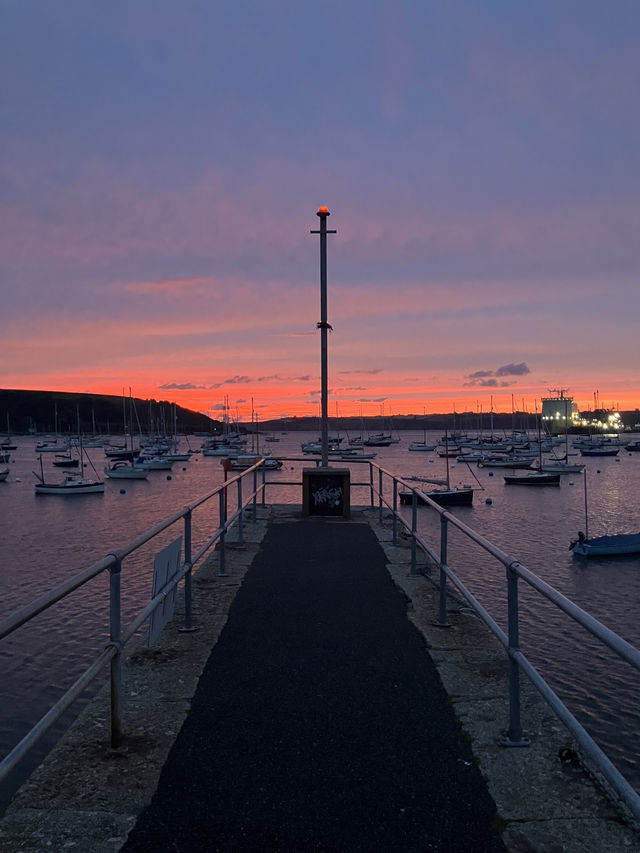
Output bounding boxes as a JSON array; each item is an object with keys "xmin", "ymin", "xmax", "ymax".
[
  {"xmin": 0, "ymin": 389, "xmax": 218, "ymax": 435},
  {"xmin": 3, "ymin": 389, "xmax": 639, "ymax": 436}
]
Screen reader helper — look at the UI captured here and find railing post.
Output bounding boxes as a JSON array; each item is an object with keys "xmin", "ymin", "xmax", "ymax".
[
  {"xmin": 436, "ymin": 514, "xmax": 451, "ymax": 627},
  {"xmin": 109, "ymin": 558, "xmax": 123, "ymax": 748},
  {"xmin": 410, "ymin": 492, "xmax": 418, "ymax": 575},
  {"xmin": 218, "ymin": 489, "xmax": 228, "ymax": 577},
  {"xmin": 236, "ymin": 477, "xmax": 245, "ymax": 546},
  {"xmin": 503, "ymin": 562, "xmax": 530, "ymax": 747},
  {"xmin": 180, "ymin": 510, "xmax": 196, "ymax": 633},
  {"xmin": 392, "ymin": 478, "xmax": 398, "ymax": 545},
  {"xmin": 261, "ymin": 464, "xmax": 266, "ymax": 505},
  {"xmin": 368, "ymin": 462, "xmax": 374, "ymax": 507},
  {"xmin": 378, "ymin": 468, "xmax": 383, "ymax": 523},
  {"xmin": 253, "ymin": 467, "xmax": 258, "ymax": 518}
]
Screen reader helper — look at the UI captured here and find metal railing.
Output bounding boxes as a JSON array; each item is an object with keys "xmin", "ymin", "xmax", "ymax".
[
  {"xmin": 2, "ymin": 454, "xmax": 639, "ymax": 824},
  {"xmin": 364, "ymin": 460, "xmax": 640, "ymax": 823},
  {"xmin": 0, "ymin": 460, "xmax": 268, "ymax": 786}
]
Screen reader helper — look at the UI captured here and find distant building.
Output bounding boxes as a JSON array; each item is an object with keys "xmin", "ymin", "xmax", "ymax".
[{"xmin": 541, "ymin": 390, "xmax": 578, "ymax": 435}]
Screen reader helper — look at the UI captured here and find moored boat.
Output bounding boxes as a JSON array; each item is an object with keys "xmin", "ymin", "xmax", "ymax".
[
  {"xmin": 399, "ymin": 485, "xmax": 473, "ymax": 506},
  {"xmin": 104, "ymin": 460, "xmax": 149, "ymax": 479},
  {"xmin": 504, "ymin": 471, "xmax": 561, "ymax": 486},
  {"xmin": 478, "ymin": 455, "xmax": 534, "ymax": 469},
  {"xmin": 538, "ymin": 460, "xmax": 585, "ymax": 474},
  {"xmin": 570, "ymin": 531, "xmax": 640, "ymax": 557},
  {"xmin": 34, "ymin": 411, "xmax": 104, "ymax": 494},
  {"xmin": 52, "ymin": 454, "xmax": 80, "ymax": 468},
  {"xmin": 35, "ymin": 472, "xmax": 105, "ymax": 495},
  {"xmin": 228, "ymin": 454, "xmax": 283, "ymax": 471},
  {"xmin": 36, "ymin": 439, "xmax": 69, "ymax": 453}
]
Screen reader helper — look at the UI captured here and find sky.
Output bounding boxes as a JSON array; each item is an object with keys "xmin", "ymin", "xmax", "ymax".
[{"xmin": 2, "ymin": 1, "xmax": 639, "ymax": 422}]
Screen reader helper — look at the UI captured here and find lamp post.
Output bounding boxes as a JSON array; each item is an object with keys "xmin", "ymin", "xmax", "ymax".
[{"xmin": 311, "ymin": 206, "xmax": 336, "ymax": 468}]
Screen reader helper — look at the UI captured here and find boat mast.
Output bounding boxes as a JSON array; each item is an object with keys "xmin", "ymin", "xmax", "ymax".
[
  {"xmin": 583, "ymin": 471, "xmax": 590, "ymax": 541},
  {"xmin": 444, "ymin": 429, "xmax": 451, "ymax": 489}
]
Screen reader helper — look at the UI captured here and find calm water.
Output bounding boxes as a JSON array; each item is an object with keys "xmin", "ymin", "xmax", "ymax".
[{"xmin": 1, "ymin": 430, "xmax": 639, "ymax": 809}]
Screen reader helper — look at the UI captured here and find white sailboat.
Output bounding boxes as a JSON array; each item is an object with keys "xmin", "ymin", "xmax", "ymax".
[
  {"xmin": 34, "ymin": 408, "xmax": 104, "ymax": 495},
  {"xmin": 409, "ymin": 409, "xmax": 435, "ymax": 451},
  {"xmin": 104, "ymin": 390, "xmax": 148, "ymax": 479}
]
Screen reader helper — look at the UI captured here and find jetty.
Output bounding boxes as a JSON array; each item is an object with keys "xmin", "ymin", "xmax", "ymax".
[{"xmin": 1, "ymin": 483, "xmax": 639, "ymax": 850}]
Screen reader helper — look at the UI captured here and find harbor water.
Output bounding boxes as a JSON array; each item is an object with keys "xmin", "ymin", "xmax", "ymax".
[{"xmin": 1, "ymin": 430, "xmax": 639, "ymax": 811}]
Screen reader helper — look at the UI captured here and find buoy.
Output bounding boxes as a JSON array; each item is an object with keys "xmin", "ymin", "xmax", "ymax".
[
  {"xmin": 182, "ymin": 467, "xmax": 187, "ymax": 471},
  {"xmin": 597, "ymin": 469, "xmax": 601, "ymax": 474},
  {"xmin": 120, "ymin": 488, "xmax": 126, "ymax": 494},
  {"xmin": 489, "ymin": 471, "xmax": 494, "ymax": 477},
  {"xmin": 167, "ymin": 475, "xmax": 172, "ymax": 480},
  {"xmin": 485, "ymin": 497, "xmax": 492, "ymax": 505}
]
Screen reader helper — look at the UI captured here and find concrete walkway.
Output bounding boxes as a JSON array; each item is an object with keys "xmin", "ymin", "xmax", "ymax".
[{"xmin": 120, "ymin": 517, "xmax": 506, "ymax": 852}]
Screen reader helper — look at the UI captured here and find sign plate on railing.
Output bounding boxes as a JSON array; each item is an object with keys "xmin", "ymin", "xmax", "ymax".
[{"xmin": 148, "ymin": 537, "xmax": 183, "ymax": 646}]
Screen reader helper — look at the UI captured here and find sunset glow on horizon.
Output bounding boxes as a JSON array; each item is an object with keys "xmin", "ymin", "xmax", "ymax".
[{"xmin": 2, "ymin": 3, "xmax": 639, "ymax": 422}]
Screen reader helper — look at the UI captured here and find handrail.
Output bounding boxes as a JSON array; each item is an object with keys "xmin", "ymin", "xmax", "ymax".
[
  {"xmin": 2, "ymin": 454, "xmax": 639, "ymax": 824},
  {"xmin": 0, "ymin": 458, "xmax": 268, "ymax": 784},
  {"xmin": 365, "ymin": 460, "xmax": 640, "ymax": 822}
]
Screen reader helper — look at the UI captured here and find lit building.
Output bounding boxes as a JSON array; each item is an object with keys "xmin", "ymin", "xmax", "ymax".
[{"xmin": 541, "ymin": 390, "xmax": 578, "ymax": 435}]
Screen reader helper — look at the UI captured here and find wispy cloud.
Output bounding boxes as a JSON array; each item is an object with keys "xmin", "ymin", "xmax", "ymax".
[{"xmin": 159, "ymin": 382, "xmax": 207, "ymax": 390}]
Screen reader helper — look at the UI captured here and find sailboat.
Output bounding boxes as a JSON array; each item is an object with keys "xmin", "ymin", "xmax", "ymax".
[
  {"xmin": 408, "ymin": 408, "xmax": 435, "ymax": 451},
  {"xmin": 34, "ymin": 408, "xmax": 104, "ymax": 495},
  {"xmin": 1, "ymin": 414, "xmax": 17, "ymax": 450},
  {"xmin": 399, "ymin": 431, "xmax": 474, "ymax": 506},
  {"xmin": 504, "ymin": 416, "xmax": 561, "ymax": 486},
  {"xmin": 104, "ymin": 391, "xmax": 148, "ymax": 479},
  {"xmin": 570, "ymin": 472, "xmax": 640, "ymax": 557}
]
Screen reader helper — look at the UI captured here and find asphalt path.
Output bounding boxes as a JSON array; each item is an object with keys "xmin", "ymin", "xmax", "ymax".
[{"xmin": 121, "ymin": 518, "xmax": 507, "ymax": 852}]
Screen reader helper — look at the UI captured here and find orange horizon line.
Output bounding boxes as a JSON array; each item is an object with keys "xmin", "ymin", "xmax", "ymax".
[{"xmin": 3, "ymin": 385, "xmax": 639, "ymax": 417}]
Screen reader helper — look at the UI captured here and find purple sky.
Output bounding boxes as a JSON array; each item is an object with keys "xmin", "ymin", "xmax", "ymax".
[{"xmin": 2, "ymin": 1, "xmax": 639, "ymax": 418}]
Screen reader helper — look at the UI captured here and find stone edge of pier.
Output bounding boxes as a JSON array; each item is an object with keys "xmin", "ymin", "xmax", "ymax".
[{"xmin": 0, "ymin": 504, "xmax": 638, "ymax": 853}]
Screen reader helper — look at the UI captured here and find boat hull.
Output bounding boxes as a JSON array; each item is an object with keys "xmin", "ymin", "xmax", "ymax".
[
  {"xmin": 399, "ymin": 488, "xmax": 473, "ymax": 507},
  {"xmin": 504, "ymin": 473, "xmax": 560, "ymax": 486},
  {"xmin": 35, "ymin": 481, "xmax": 104, "ymax": 494},
  {"xmin": 571, "ymin": 533, "xmax": 640, "ymax": 557},
  {"xmin": 104, "ymin": 464, "xmax": 149, "ymax": 479}
]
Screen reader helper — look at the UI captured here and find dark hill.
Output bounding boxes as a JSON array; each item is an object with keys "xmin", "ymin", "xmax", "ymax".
[{"xmin": 0, "ymin": 389, "xmax": 218, "ymax": 436}]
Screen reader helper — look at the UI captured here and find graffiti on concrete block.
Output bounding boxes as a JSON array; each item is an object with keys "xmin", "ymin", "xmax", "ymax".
[
  {"xmin": 307, "ymin": 473, "xmax": 347, "ymax": 515},
  {"xmin": 312, "ymin": 485, "xmax": 342, "ymax": 509}
]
